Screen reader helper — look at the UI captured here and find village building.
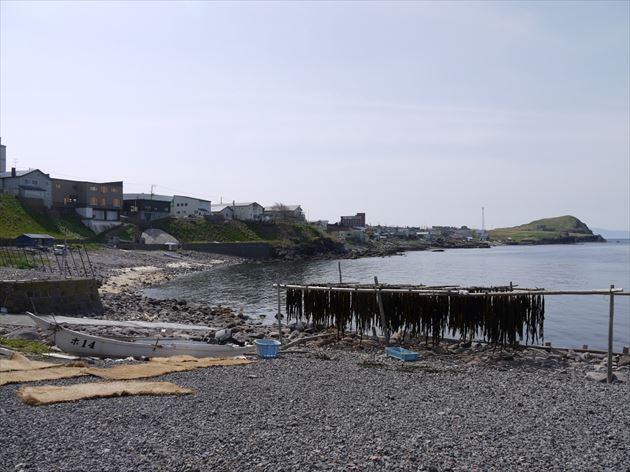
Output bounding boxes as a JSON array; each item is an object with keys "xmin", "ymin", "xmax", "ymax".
[
  {"xmin": 229, "ymin": 202, "xmax": 264, "ymax": 221},
  {"xmin": 0, "ymin": 168, "xmax": 53, "ymax": 208},
  {"xmin": 172, "ymin": 195, "xmax": 211, "ymax": 218},
  {"xmin": 263, "ymin": 204, "xmax": 305, "ymax": 222},
  {"xmin": 123, "ymin": 193, "xmax": 172, "ymax": 221},
  {"xmin": 210, "ymin": 204, "xmax": 235, "ymax": 220},
  {"xmin": 15, "ymin": 233, "xmax": 54, "ymax": 248},
  {"xmin": 0, "ymin": 137, "xmax": 6, "ymax": 174},
  {"xmin": 340, "ymin": 212, "xmax": 366, "ymax": 228},
  {"xmin": 52, "ymin": 178, "xmax": 123, "ymax": 225}
]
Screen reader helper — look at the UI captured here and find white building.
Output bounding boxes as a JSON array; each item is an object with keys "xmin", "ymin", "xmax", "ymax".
[
  {"xmin": 172, "ymin": 195, "xmax": 211, "ymax": 218},
  {"xmin": 263, "ymin": 204, "xmax": 305, "ymax": 222},
  {"xmin": 337, "ymin": 228, "xmax": 367, "ymax": 243},
  {"xmin": 210, "ymin": 204, "xmax": 235, "ymax": 220},
  {"xmin": 0, "ymin": 168, "xmax": 52, "ymax": 208},
  {"xmin": 230, "ymin": 202, "xmax": 264, "ymax": 221}
]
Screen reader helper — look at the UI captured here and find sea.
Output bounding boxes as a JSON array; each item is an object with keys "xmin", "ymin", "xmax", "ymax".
[{"xmin": 145, "ymin": 241, "xmax": 630, "ymax": 352}]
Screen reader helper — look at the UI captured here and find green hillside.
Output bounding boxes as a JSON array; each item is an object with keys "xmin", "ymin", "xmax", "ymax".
[
  {"xmin": 152, "ymin": 218, "xmax": 262, "ymax": 243},
  {"xmin": 0, "ymin": 193, "xmax": 94, "ymax": 239},
  {"xmin": 489, "ymin": 215, "xmax": 603, "ymax": 244},
  {"xmin": 148, "ymin": 218, "xmax": 338, "ymax": 252}
]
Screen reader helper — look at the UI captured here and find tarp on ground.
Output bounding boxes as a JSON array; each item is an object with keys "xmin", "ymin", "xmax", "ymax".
[
  {"xmin": 1, "ymin": 355, "xmax": 252, "ymax": 385},
  {"xmin": 0, "ymin": 366, "xmax": 89, "ymax": 385},
  {"xmin": 87, "ymin": 357, "xmax": 252, "ymax": 380},
  {"xmin": 18, "ymin": 380, "xmax": 193, "ymax": 406},
  {"xmin": 0, "ymin": 352, "xmax": 57, "ymax": 372}
]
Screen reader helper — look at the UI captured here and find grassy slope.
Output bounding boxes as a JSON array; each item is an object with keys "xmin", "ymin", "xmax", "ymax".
[
  {"xmin": 0, "ymin": 193, "xmax": 94, "ymax": 239},
  {"xmin": 152, "ymin": 218, "xmax": 262, "ymax": 243},
  {"xmin": 149, "ymin": 218, "xmax": 337, "ymax": 250},
  {"xmin": 489, "ymin": 215, "xmax": 596, "ymax": 242}
]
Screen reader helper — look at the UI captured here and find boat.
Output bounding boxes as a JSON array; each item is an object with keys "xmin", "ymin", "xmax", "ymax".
[{"xmin": 27, "ymin": 312, "xmax": 255, "ymax": 359}]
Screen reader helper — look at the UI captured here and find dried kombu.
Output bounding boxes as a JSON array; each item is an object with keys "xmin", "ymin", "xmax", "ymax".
[{"xmin": 285, "ymin": 284, "xmax": 545, "ymax": 347}]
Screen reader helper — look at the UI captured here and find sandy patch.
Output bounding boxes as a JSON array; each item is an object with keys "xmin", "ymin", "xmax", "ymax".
[{"xmin": 100, "ymin": 266, "xmax": 167, "ymax": 294}]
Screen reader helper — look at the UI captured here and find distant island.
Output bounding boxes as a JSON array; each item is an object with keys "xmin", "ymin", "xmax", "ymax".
[{"xmin": 489, "ymin": 215, "xmax": 605, "ymax": 245}]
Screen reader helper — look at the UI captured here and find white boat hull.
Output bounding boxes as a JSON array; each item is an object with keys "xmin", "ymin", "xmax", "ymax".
[{"xmin": 27, "ymin": 312, "xmax": 255, "ymax": 359}]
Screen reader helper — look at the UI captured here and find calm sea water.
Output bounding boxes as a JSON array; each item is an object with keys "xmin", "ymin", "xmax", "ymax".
[{"xmin": 145, "ymin": 241, "xmax": 630, "ymax": 351}]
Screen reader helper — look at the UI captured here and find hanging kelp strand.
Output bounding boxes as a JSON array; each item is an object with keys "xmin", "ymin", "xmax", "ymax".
[{"xmin": 284, "ymin": 284, "xmax": 545, "ymax": 347}]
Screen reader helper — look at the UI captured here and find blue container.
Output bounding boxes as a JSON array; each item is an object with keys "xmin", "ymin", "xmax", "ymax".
[
  {"xmin": 385, "ymin": 346, "xmax": 419, "ymax": 362},
  {"xmin": 255, "ymin": 339, "xmax": 281, "ymax": 359}
]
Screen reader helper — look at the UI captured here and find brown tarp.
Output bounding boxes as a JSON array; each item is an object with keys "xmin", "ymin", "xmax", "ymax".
[
  {"xmin": 1, "ymin": 367, "xmax": 89, "ymax": 386},
  {"xmin": 1, "ymin": 355, "xmax": 252, "ymax": 385},
  {"xmin": 87, "ymin": 357, "xmax": 252, "ymax": 380},
  {"xmin": 18, "ymin": 381, "xmax": 193, "ymax": 406},
  {"xmin": 0, "ymin": 352, "xmax": 57, "ymax": 372}
]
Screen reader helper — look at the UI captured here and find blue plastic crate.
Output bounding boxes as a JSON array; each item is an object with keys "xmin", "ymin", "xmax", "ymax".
[
  {"xmin": 254, "ymin": 339, "xmax": 281, "ymax": 359},
  {"xmin": 385, "ymin": 346, "xmax": 418, "ymax": 362}
]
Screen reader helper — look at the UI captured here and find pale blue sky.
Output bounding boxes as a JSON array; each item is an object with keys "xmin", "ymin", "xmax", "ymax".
[{"xmin": 1, "ymin": 1, "xmax": 628, "ymax": 230}]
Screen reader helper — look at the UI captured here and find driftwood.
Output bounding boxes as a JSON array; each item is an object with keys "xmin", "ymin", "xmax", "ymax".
[{"xmin": 280, "ymin": 333, "xmax": 337, "ymax": 350}]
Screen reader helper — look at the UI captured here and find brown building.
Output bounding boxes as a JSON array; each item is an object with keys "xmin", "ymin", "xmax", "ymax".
[
  {"xmin": 340, "ymin": 212, "xmax": 366, "ymax": 228},
  {"xmin": 52, "ymin": 178, "xmax": 123, "ymax": 221}
]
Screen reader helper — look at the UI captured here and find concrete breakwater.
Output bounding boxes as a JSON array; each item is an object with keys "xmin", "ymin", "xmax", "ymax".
[{"xmin": 0, "ymin": 278, "xmax": 103, "ymax": 315}]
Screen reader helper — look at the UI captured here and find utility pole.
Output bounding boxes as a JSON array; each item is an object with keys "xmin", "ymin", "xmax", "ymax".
[{"xmin": 482, "ymin": 207, "xmax": 485, "ymax": 231}]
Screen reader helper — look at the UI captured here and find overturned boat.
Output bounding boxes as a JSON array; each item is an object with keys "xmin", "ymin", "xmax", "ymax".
[{"xmin": 27, "ymin": 312, "xmax": 255, "ymax": 359}]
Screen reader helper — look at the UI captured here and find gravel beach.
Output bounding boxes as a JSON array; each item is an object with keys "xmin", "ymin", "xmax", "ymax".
[
  {"xmin": 2, "ymin": 248, "xmax": 629, "ymax": 471},
  {"xmin": 1, "ymin": 346, "xmax": 629, "ymax": 472}
]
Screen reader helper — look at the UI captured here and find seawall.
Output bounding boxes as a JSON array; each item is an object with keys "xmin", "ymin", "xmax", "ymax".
[{"xmin": 0, "ymin": 278, "xmax": 103, "ymax": 315}]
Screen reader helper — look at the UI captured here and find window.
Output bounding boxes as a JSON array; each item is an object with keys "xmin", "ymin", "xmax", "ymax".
[
  {"xmin": 111, "ymin": 187, "xmax": 119, "ymax": 193},
  {"xmin": 112, "ymin": 198, "xmax": 120, "ymax": 207},
  {"xmin": 89, "ymin": 186, "xmax": 97, "ymax": 191},
  {"xmin": 100, "ymin": 198, "xmax": 106, "ymax": 206},
  {"xmin": 55, "ymin": 183, "xmax": 61, "ymax": 189},
  {"xmin": 101, "ymin": 186, "xmax": 108, "ymax": 193},
  {"xmin": 89, "ymin": 197, "xmax": 98, "ymax": 206}
]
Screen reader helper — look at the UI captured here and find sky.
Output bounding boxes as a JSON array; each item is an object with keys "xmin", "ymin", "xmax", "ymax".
[{"xmin": 1, "ymin": 1, "xmax": 628, "ymax": 230}]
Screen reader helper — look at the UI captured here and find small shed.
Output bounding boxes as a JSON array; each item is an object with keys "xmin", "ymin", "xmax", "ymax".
[{"xmin": 15, "ymin": 233, "xmax": 55, "ymax": 248}]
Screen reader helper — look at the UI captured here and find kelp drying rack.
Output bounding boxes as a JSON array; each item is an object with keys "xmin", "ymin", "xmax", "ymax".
[{"xmin": 272, "ymin": 279, "xmax": 629, "ymax": 383}]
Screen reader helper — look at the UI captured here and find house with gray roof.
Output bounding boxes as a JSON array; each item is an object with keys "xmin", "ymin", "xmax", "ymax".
[
  {"xmin": 263, "ymin": 204, "xmax": 305, "ymax": 222},
  {"xmin": 0, "ymin": 168, "xmax": 52, "ymax": 208}
]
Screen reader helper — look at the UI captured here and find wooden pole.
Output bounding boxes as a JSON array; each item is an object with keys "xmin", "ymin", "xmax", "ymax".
[
  {"xmin": 83, "ymin": 246, "xmax": 96, "ymax": 278},
  {"xmin": 277, "ymin": 282, "xmax": 282, "ymax": 345},
  {"xmin": 338, "ymin": 261, "xmax": 342, "ymax": 284},
  {"xmin": 77, "ymin": 247, "xmax": 89, "ymax": 277},
  {"xmin": 273, "ymin": 283, "xmax": 626, "ymax": 297},
  {"xmin": 607, "ymin": 284, "xmax": 615, "ymax": 384},
  {"xmin": 374, "ymin": 276, "xmax": 389, "ymax": 343}
]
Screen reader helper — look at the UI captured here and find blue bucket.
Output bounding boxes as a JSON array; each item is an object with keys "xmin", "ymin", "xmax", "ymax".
[{"xmin": 254, "ymin": 339, "xmax": 281, "ymax": 359}]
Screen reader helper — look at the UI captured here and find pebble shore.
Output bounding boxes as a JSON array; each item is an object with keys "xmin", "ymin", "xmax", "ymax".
[
  {"xmin": 1, "ymin": 344, "xmax": 629, "ymax": 472},
  {"xmin": 2, "ymin": 248, "xmax": 630, "ymax": 471}
]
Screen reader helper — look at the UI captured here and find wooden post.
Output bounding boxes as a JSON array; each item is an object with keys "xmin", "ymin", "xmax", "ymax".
[
  {"xmin": 607, "ymin": 284, "xmax": 615, "ymax": 384},
  {"xmin": 338, "ymin": 261, "xmax": 342, "ymax": 284},
  {"xmin": 374, "ymin": 276, "xmax": 389, "ymax": 343},
  {"xmin": 83, "ymin": 246, "xmax": 96, "ymax": 278},
  {"xmin": 277, "ymin": 282, "xmax": 282, "ymax": 345}
]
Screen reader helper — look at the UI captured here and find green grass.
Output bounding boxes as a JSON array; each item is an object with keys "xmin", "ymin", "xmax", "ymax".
[
  {"xmin": 0, "ymin": 337, "xmax": 50, "ymax": 354},
  {"xmin": 152, "ymin": 218, "xmax": 262, "ymax": 243},
  {"xmin": 0, "ymin": 193, "xmax": 94, "ymax": 239},
  {"xmin": 0, "ymin": 250, "xmax": 39, "ymax": 269}
]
